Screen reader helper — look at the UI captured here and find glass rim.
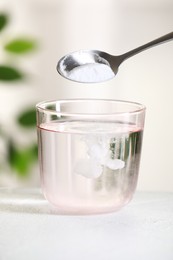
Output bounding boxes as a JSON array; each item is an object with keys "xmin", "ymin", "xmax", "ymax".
[{"xmin": 36, "ymin": 98, "xmax": 146, "ymax": 117}]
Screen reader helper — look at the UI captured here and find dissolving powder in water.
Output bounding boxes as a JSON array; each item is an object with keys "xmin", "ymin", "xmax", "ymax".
[{"xmin": 62, "ymin": 63, "xmax": 115, "ymax": 83}]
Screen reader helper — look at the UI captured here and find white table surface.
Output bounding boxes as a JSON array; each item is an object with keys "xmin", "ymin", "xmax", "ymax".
[{"xmin": 0, "ymin": 188, "xmax": 173, "ymax": 260}]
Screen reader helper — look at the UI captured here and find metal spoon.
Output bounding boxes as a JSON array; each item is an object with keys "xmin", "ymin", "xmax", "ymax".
[{"xmin": 57, "ymin": 32, "xmax": 173, "ymax": 83}]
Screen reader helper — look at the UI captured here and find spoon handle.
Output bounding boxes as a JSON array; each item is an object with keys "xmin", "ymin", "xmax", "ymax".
[{"xmin": 119, "ymin": 32, "xmax": 173, "ymax": 63}]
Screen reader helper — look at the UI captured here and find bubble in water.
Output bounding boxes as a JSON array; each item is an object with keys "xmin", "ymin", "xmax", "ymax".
[{"xmin": 106, "ymin": 158, "xmax": 125, "ymax": 170}]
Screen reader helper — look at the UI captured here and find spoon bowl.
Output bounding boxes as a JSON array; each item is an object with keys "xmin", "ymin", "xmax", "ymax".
[
  {"xmin": 57, "ymin": 32, "xmax": 173, "ymax": 83},
  {"xmin": 57, "ymin": 50, "xmax": 117, "ymax": 83}
]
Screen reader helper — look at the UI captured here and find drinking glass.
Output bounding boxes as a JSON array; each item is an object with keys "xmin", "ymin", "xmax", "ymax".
[{"xmin": 36, "ymin": 99, "xmax": 145, "ymax": 214}]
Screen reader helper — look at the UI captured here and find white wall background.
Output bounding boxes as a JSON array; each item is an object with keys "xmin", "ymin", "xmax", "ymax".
[{"xmin": 0, "ymin": 0, "xmax": 173, "ymax": 191}]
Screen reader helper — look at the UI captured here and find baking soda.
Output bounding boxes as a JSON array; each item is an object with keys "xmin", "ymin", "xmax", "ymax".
[
  {"xmin": 59, "ymin": 50, "xmax": 115, "ymax": 83},
  {"xmin": 66, "ymin": 63, "xmax": 115, "ymax": 83}
]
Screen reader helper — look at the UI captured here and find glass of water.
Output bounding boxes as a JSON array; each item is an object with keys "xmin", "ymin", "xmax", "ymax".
[{"xmin": 36, "ymin": 99, "xmax": 146, "ymax": 214}]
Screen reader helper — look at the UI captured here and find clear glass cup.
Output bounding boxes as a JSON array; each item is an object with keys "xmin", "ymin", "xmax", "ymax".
[{"xmin": 36, "ymin": 99, "xmax": 146, "ymax": 214}]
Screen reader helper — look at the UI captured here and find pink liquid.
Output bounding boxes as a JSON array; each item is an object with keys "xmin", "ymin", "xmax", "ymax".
[{"xmin": 37, "ymin": 121, "xmax": 143, "ymax": 214}]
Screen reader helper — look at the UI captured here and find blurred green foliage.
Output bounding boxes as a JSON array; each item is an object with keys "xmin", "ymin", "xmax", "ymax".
[
  {"xmin": 0, "ymin": 65, "xmax": 23, "ymax": 81},
  {"xmin": 8, "ymin": 141, "xmax": 38, "ymax": 177},
  {"xmin": 0, "ymin": 12, "xmax": 38, "ymax": 178},
  {"xmin": 5, "ymin": 38, "xmax": 37, "ymax": 54},
  {"xmin": 17, "ymin": 108, "xmax": 36, "ymax": 128},
  {"xmin": 0, "ymin": 13, "xmax": 8, "ymax": 32}
]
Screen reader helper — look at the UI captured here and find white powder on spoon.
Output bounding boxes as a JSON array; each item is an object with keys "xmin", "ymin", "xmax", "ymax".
[{"xmin": 66, "ymin": 63, "xmax": 115, "ymax": 83}]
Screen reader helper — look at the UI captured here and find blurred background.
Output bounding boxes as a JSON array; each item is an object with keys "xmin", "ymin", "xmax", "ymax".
[{"xmin": 0, "ymin": 0, "xmax": 173, "ymax": 191}]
